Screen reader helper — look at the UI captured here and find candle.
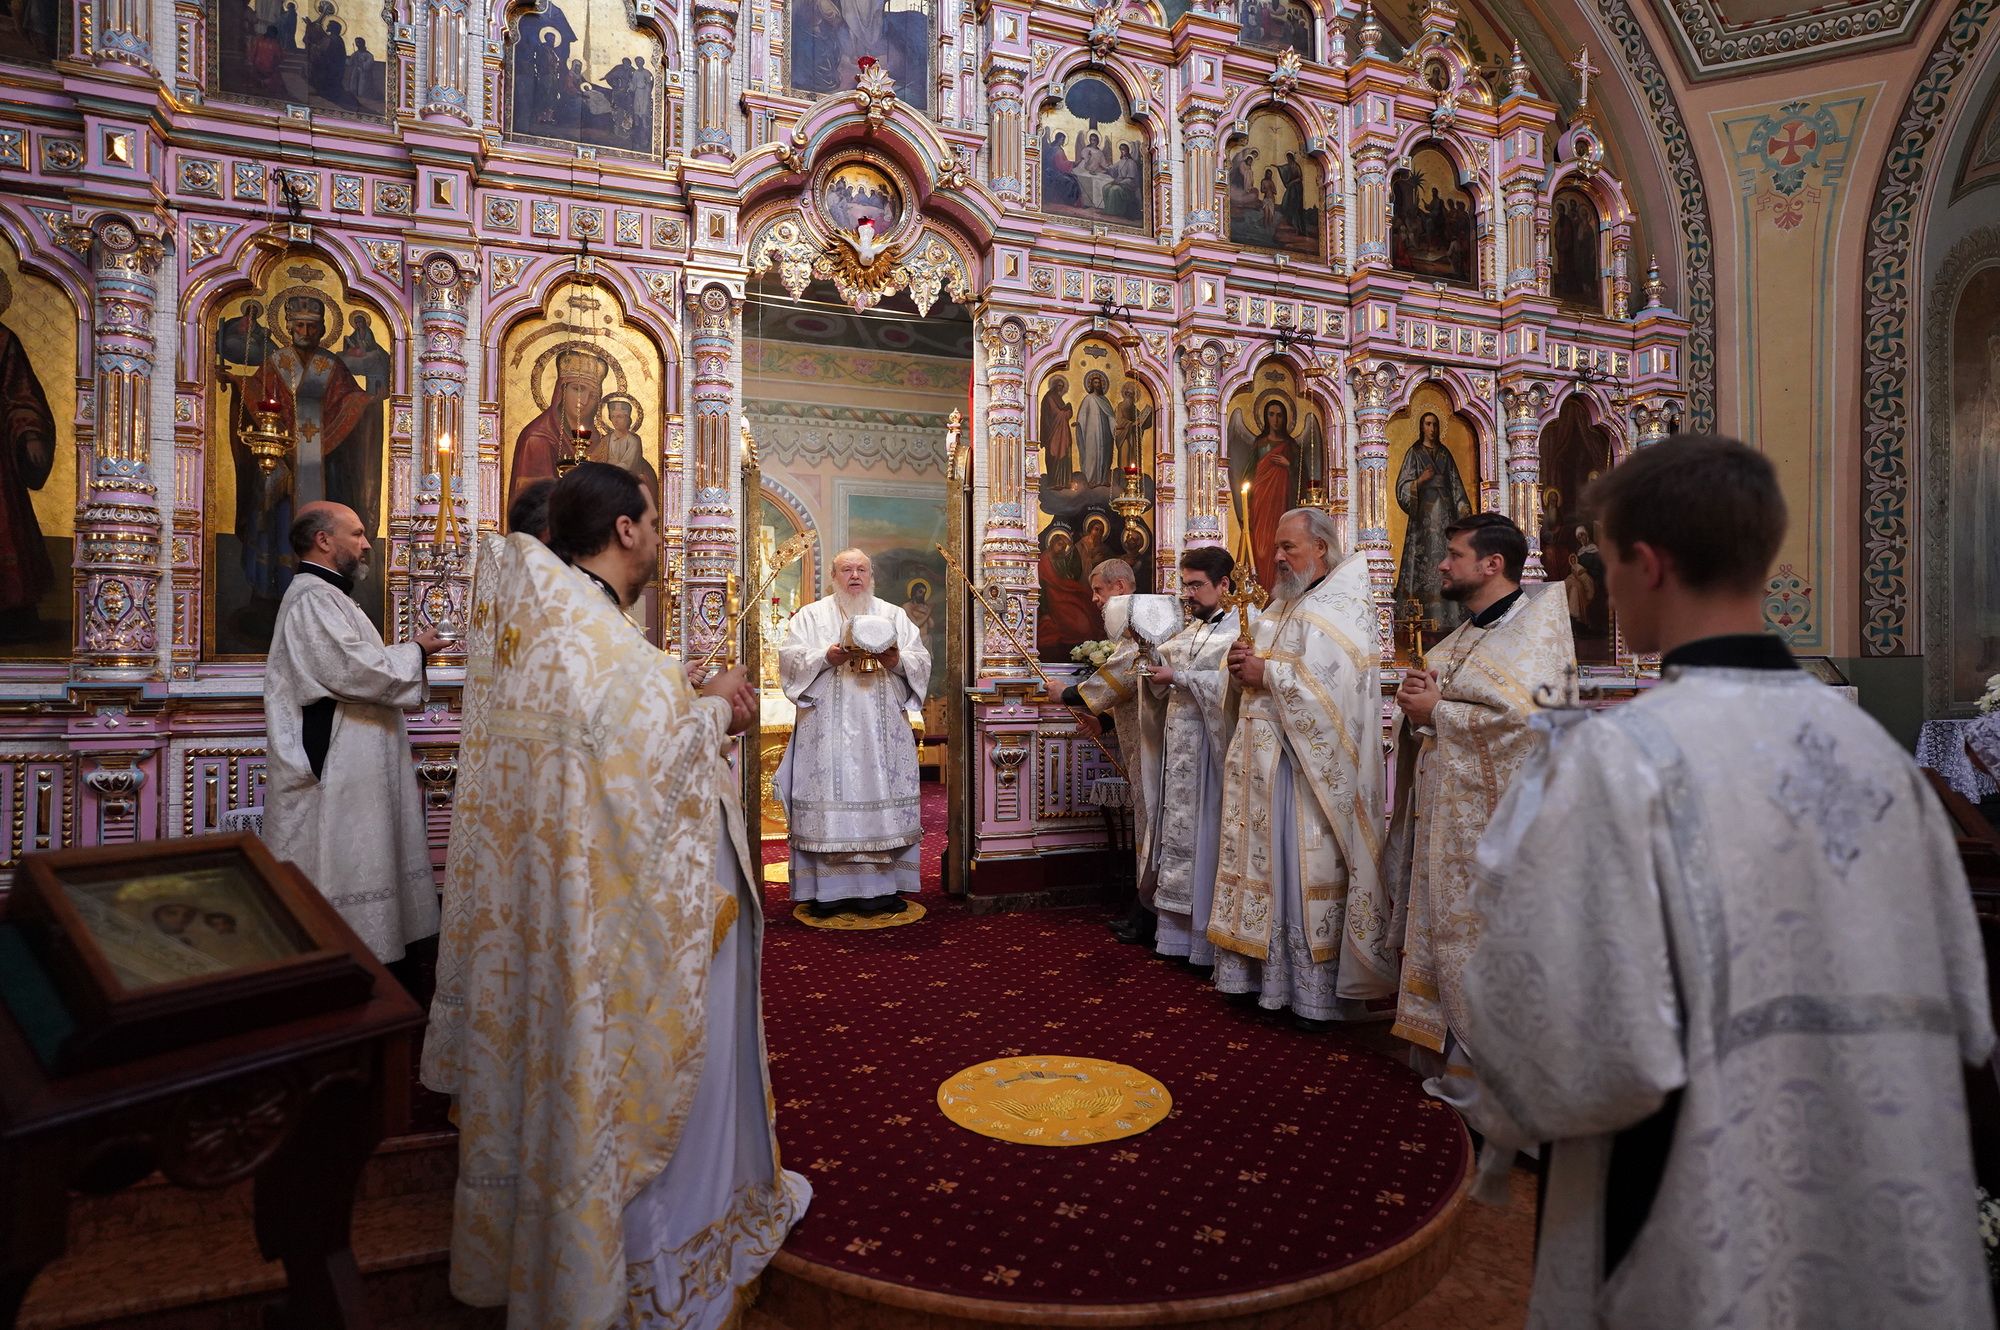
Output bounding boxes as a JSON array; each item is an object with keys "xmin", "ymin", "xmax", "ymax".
[{"xmin": 1236, "ymin": 481, "xmax": 1253, "ymax": 566}]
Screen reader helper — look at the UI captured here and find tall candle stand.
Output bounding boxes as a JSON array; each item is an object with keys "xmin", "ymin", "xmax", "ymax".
[{"xmin": 426, "ymin": 431, "xmax": 465, "ymax": 642}]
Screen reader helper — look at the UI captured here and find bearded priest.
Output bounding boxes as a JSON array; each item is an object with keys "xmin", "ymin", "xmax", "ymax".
[
  {"xmin": 423, "ymin": 464, "xmax": 809, "ymax": 1330},
  {"xmin": 1139, "ymin": 547, "xmax": 1253, "ymax": 971},
  {"xmin": 777, "ymin": 547, "xmax": 932, "ymax": 917},
  {"xmin": 1210, "ymin": 507, "xmax": 1396, "ymax": 1030},
  {"xmin": 1387, "ymin": 512, "xmax": 1574, "ymax": 1092}
]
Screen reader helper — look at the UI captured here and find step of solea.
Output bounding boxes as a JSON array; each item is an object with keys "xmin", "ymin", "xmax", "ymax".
[{"xmin": 18, "ymin": 1132, "xmax": 469, "ymax": 1330}]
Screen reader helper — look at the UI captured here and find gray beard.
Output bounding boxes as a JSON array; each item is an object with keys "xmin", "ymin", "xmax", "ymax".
[
  {"xmin": 834, "ymin": 588, "xmax": 875, "ymax": 617},
  {"xmin": 1273, "ymin": 569, "xmax": 1308, "ymax": 602}
]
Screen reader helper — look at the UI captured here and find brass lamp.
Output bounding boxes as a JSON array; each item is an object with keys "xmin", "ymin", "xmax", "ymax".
[
  {"xmin": 1110, "ymin": 463, "xmax": 1148, "ymax": 520},
  {"xmin": 241, "ymin": 392, "xmax": 292, "ymax": 474},
  {"xmin": 557, "ymin": 424, "xmax": 592, "ymax": 477}
]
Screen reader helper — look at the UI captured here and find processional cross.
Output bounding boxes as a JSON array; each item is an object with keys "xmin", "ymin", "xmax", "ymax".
[{"xmin": 1569, "ymin": 45, "xmax": 1599, "ymax": 110}]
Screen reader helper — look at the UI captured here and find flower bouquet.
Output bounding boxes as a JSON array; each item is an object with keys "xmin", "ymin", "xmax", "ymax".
[
  {"xmin": 1070, "ymin": 639, "xmax": 1117, "ymax": 669},
  {"xmin": 1976, "ymin": 673, "xmax": 2000, "ymax": 714}
]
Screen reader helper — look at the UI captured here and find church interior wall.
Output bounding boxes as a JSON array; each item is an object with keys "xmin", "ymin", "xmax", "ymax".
[{"xmin": 0, "ymin": 0, "xmax": 1990, "ymax": 881}]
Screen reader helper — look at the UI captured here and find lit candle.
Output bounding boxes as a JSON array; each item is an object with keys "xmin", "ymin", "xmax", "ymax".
[{"xmin": 1237, "ymin": 480, "xmax": 1253, "ymax": 566}]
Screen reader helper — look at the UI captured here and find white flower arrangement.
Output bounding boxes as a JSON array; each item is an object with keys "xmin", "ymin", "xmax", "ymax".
[
  {"xmin": 1070, "ymin": 639, "xmax": 1118, "ymax": 669},
  {"xmin": 1977, "ymin": 673, "xmax": 2000, "ymax": 714},
  {"xmin": 1980, "ymin": 1187, "xmax": 2000, "ymax": 1285}
]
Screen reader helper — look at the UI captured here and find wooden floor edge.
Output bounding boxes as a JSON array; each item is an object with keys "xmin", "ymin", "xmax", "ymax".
[{"xmin": 766, "ymin": 1167, "xmax": 1473, "ymax": 1328}]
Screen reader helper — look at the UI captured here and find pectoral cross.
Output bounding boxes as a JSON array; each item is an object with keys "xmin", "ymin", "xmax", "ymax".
[{"xmin": 1570, "ymin": 45, "xmax": 1599, "ymax": 110}]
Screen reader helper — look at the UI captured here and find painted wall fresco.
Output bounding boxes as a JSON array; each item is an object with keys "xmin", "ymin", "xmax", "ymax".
[
  {"xmin": 1390, "ymin": 142, "xmax": 1476, "ymax": 287},
  {"xmin": 790, "ymin": 0, "xmax": 932, "ymax": 112},
  {"xmin": 0, "ymin": 240, "xmax": 74, "ymax": 659},
  {"xmin": 1038, "ymin": 75, "xmax": 1149, "ymax": 233},
  {"xmin": 210, "ymin": 0, "xmax": 389, "ymax": 119},
  {"xmin": 1385, "ymin": 383, "xmax": 1478, "ymax": 644},
  {"xmin": 1949, "ymin": 264, "xmax": 2000, "ymax": 705},
  {"xmin": 1537, "ymin": 395, "xmax": 1614, "ymax": 664},
  {"xmin": 1034, "ymin": 338, "xmax": 1156, "ymax": 659},
  {"xmin": 1238, "ymin": 0, "xmax": 1312, "ymax": 56},
  {"xmin": 1226, "ymin": 110, "xmax": 1321, "ymax": 258},
  {"xmin": 1956, "ymin": 78, "xmax": 2000, "ymax": 199},
  {"xmin": 0, "ymin": 0, "xmax": 59, "ymax": 62},
  {"xmin": 1223, "ymin": 359, "xmax": 1326, "ymax": 589},
  {"xmin": 509, "ymin": 0, "xmax": 664, "ymax": 156},
  {"xmin": 1550, "ymin": 187, "xmax": 1602, "ymax": 311},
  {"xmin": 205, "ymin": 262, "xmax": 391, "ymax": 657}
]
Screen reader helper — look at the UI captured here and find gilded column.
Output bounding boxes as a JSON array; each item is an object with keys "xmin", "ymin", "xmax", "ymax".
[
  {"xmin": 1609, "ymin": 231, "xmax": 1632, "ymax": 320},
  {"xmin": 71, "ymin": 217, "xmax": 167, "ymax": 677},
  {"xmin": 1178, "ymin": 340, "xmax": 1224, "ymax": 548},
  {"xmin": 983, "ymin": 57, "xmax": 1028, "ymax": 202},
  {"xmin": 976, "ymin": 311, "xmax": 1034, "ymax": 678},
  {"xmin": 692, "ymin": 1, "xmax": 738, "ymax": 160},
  {"xmin": 1504, "ymin": 177, "xmax": 1538, "ymax": 295},
  {"xmin": 1499, "ymin": 381, "xmax": 1548, "ymax": 579},
  {"xmin": 684, "ymin": 284, "xmax": 740, "ymax": 670},
  {"xmin": 410, "ymin": 253, "xmax": 475, "ymax": 639},
  {"xmin": 420, "ymin": 0, "xmax": 470, "ymax": 122},
  {"xmin": 1181, "ymin": 104, "xmax": 1221, "ymax": 237},
  {"xmin": 1347, "ymin": 360, "xmax": 1397, "ymax": 656},
  {"xmin": 1353, "ymin": 144, "xmax": 1390, "ymax": 268},
  {"xmin": 93, "ymin": 0, "xmax": 155, "ymax": 69}
]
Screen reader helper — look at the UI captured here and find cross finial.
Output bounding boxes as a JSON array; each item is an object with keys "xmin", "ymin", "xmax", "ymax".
[{"xmin": 1569, "ymin": 45, "xmax": 1600, "ymax": 110}]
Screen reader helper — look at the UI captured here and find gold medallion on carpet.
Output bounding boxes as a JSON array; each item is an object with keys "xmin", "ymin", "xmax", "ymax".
[
  {"xmin": 791, "ymin": 901, "xmax": 927, "ymax": 930},
  {"xmin": 938, "ymin": 1055, "xmax": 1171, "ymax": 1146}
]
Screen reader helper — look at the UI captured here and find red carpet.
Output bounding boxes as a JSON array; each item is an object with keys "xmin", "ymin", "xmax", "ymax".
[{"xmin": 759, "ymin": 796, "xmax": 1471, "ymax": 1306}]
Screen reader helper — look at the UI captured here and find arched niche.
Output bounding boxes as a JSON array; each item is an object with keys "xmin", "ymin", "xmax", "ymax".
[
  {"xmin": 1221, "ymin": 357, "xmax": 1330, "ymax": 589},
  {"xmin": 1536, "ymin": 394, "xmax": 1615, "ymax": 664},
  {"xmin": 1224, "ymin": 107, "xmax": 1325, "ymax": 261},
  {"xmin": 0, "ymin": 231, "xmax": 80, "ymax": 661},
  {"xmin": 1036, "ymin": 70, "xmax": 1153, "ymax": 235},
  {"xmin": 787, "ymin": 0, "xmax": 934, "ymax": 115},
  {"xmin": 1390, "ymin": 140, "xmax": 1479, "ymax": 288},
  {"xmin": 503, "ymin": 0, "xmax": 670, "ymax": 158},
  {"xmin": 207, "ymin": 0, "xmax": 391, "ymax": 121},
  {"xmin": 1385, "ymin": 381, "xmax": 1479, "ymax": 651},
  {"xmin": 1237, "ymin": 0, "xmax": 1315, "ymax": 59}
]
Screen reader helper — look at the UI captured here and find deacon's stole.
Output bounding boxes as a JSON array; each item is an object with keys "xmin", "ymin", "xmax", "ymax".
[
  {"xmin": 1137, "ymin": 612, "xmax": 1244, "ymax": 910},
  {"xmin": 1386, "ymin": 585, "xmax": 1576, "ymax": 1053},
  {"xmin": 422, "ymin": 536, "xmax": 758, "ymax": 1330},
  {"xmin": 1209, "ymin": 552, "xmax": 1393, "ymax": 997}
]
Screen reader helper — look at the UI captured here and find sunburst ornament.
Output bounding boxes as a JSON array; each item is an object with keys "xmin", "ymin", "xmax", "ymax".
[{"xmin": 938, "ymin": 1056, "xmax": 1171, "ymax": 1146}]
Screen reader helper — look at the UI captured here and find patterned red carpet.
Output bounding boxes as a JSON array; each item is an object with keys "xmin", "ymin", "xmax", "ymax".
[{"xmin": 759, "ymin": 784, "xmax": 1470, "ymax": 1306}]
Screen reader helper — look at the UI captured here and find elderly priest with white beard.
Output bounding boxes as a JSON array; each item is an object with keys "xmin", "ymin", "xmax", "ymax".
[
  {"xmin": 778, "ymin": 547, "xmax": 932, "ymax": 917},
  {"xmin": 1209, "ymin": 507, "xmax": 1396, "ymax": 1030}
]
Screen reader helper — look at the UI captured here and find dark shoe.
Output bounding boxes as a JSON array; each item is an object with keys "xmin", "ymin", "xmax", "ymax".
[
  {"xmin": 1183, "ymin": 961, "xmax": 1214, "ymax": 978},
  {"xmin": 807, "ymin": 899, "xmax": 848, "ymax": 919},
  {"xmin": 1226, "ymin": 991, "xmax": 1261, "ymax": 1009},
  {"xmin": 865, "ymin": 895, "xmax": 908, "ymax": 916},
  {"xmin": 1292, "ymin": 1014, "xmax": 1335, "ymax": 1033}
]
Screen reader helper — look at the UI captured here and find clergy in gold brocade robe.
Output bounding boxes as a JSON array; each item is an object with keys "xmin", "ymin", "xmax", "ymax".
[
  {"xmin": 1211, "ymin": 510, "xmax": 1395, "ymax": 1023},
  {"xmin": 422, "ymin": 527, "xmax": 808, "ymax": 1330},
  {"xmin": 1388, "ymin": 570, "xmax": 1574, "ymax": 1066}
]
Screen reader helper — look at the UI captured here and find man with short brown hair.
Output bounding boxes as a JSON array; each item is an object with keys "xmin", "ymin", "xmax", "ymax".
[{"xmin": 1461, "ymin": 435, "xmax": 1994, "ymax": 1328}]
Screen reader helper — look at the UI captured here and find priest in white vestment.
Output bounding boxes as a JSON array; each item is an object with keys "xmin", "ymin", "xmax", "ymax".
[
  {"xmin": 423, "ymin": 464, "xmax": 808, "ymax": 1330},
  {"xmin": 263, "ymin": 501, "xmax": 444, "ymax": 962},
  {"xmin": 777, "ymin": 547, "xmax": 932, "ymax": 917},
  {"xmin": 1386, "ymin": 512, "xmax": 1574, "ymax": 1089},
  {"xmin": 1139, "ymin": 547, "xmax": 1253, "ymax": 969},
  {"xmin": 1210, "ymin": 508, "xmax": 1396, "ymax": 1028},
  {"xmin": 1460, "ymin": 437, "xmax": 1995, "ymax": 1329}
]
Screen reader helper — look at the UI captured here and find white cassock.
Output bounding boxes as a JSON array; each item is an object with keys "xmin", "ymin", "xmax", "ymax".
[
  {"xmin": 1139, "ymin": 607, "xmax": 1248, "ymax": 964},
  {"xmin": 1461, "ymin": 651, "xmax": 1996, "ymax": 1330},
  {"xmin": 1209, "ymin": 552, "xmax": 1395, "ymax": 1019},
  {"xmin": 424, "ymin": 536, "xmax": 808, "ymax": 1330},
  {"xmin": 262, "ymin": 566, "xmax": 439, "ymax": 961},
  {"xmin": 777, "ymin": 595, "xmax": 932, "ymax": 903}
]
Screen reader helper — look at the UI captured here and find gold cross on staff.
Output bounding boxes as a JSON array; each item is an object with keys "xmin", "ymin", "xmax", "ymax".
[{"xmin": 1219, "ymin": 572, "xmax": 1270, "ymax": 644}]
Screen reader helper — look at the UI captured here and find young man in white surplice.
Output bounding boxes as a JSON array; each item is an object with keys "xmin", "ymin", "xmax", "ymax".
[{"xmin": 776, "ymin": 548, "xmax": 932, "ymax": 917}]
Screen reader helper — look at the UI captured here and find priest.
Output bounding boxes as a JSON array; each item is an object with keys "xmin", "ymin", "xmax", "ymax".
[
  {"xmin": 1461, "ymin": 437, "xmax": 1994, "ymax": 1328},
  {"xmin": 1210, "ymin": 507, "xmax": 1395, "ymax": 1029},
  {"xmin": 1139, "ymin": 546, "xmax": 1252, "ymax": 971},
  {"xmin": 424, "ymin": 463, "xmax": 808, "ymax": 1330},
  {"xmin": 1056, "ymin": 558, "xmax": 1150, "ymax": 943},
  {"xmin": 263, "ymin": 500, "xmax": 444, "ymax": 963},
  {"xmin": 777, "ymin": 547, "xmax": 932, "ymax": 917},
  {"xmin": 1386, "ymin": 512, "xmax": 1574, "ymax": 1092}
]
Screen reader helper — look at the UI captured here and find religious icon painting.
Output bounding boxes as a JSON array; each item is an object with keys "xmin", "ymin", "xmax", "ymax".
[
  {"xmin": 506, "ymin": 0, "xmax": 665, "ymax": 157},
  {"xmin": 0, "ymin": 238, "xmax": 77, "ymax": 660},
  {"xmin": 834, "ymin": 485, "xmax": 948, "ymax": 701},
  {"xmin": 208, "ymin": 0, "xmax": 389, "ymax": 120},
  {"xmin": 1225, "ymin": 110, "xmax": 1321, "ymax": 258},
  {"xmin": 1946, "ymin": 265, "xmax": 2000, "ymax": 707},
  {"xmin": 819, "ymin": 162, "xmax": 903, "ymax": 242},
  {"xmin": 1550, "ymin": 188, "xmax": 1602, "ymax": 311},
  {"xmin": 1536, "ymin": 395, "xmax": 1614, "ymax": 664},
  {"xmin": 1237, "ymin": 0, "xmax": 1312, "ymax": 58},
  {"xmin": 204, "ymin": 259, "xmax": 393, "ymax": 657},
  {"xmin": 1034, "ymin": 338, "xmax": 1156, "ymax": 659},
  {"xmin": 1390, "ymin": 142, "xmax": 1477, "ymax": 287},
  {"xmin": 1037, "ymin": 75, "xmax": 1150, "ymax": 233},
  {"xmin": 1223, "ymin": 361, "xmax": 1327, "ymax": 591},
  {"xmin": 788, "ymin": 0, "xmax": 934, "ymax": 114},
  {"xmin": 0, "ymin": 0, "xmax": 61, "ymax": 63},
  {"xmin": 1385, "ymin": 383, "xmax": 1480, "ymax": 653}
]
